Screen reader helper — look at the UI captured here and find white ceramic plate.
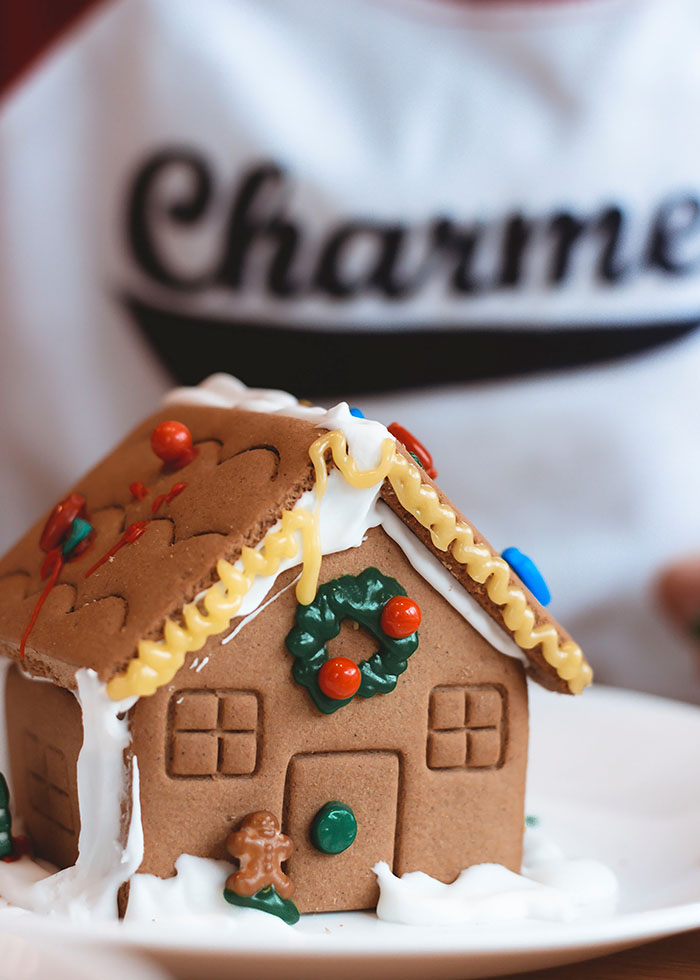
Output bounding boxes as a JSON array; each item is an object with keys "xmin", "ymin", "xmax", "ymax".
[{"xmin": 2, "ymin": 684, "xmax": 700, "ymax": 980}]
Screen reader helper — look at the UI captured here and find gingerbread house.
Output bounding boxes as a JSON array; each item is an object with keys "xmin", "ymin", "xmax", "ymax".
[{"xmin": 0, "ymin": 376, "xmax": 591, "ymax": 918}]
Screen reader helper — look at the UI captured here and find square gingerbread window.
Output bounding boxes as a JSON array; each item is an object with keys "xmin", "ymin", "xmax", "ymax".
[
  {"xmin": 427, "ymin": 684, "xmax": 506, "ymax": 771},
  {"xmin": 24, "ymin": 734, "xmax": 75, "ymax": 832},
  {"xmin": 168, "ymin": 689, "xmax": 260, "ymax": 778}
]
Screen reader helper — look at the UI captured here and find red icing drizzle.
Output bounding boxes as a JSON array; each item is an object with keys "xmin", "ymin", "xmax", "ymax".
[
  {"xmin": 151, "ymin": 481, "xmax": 187, "ymax": 515},
  {"xmin": 130, "ymin": 481, "xmax": 149, "ymax": 501},
  {"xmin": 84, "ymin": 521, "xmax": 149, "ymax": 579},
  {"xmin": 39, "ymin": 493, "xmax": 85, "ymax": 552},
  {"xmin": 19, "ymin": 550, "xmax": 64, "ymax": 659},
  {"xmin": 21, "ymin": 457, "xmax": 190, "ymax": 654}
]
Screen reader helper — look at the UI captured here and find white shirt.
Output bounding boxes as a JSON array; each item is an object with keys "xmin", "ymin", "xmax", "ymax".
[{"xmin": 2, "ymin": 0, "xmax": 700, "ymax": 699}]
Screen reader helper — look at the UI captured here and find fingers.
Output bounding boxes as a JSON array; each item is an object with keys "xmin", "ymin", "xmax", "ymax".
[{"xmin": 656, "ymin": 556, "xmax": 700, "ymax": 640}]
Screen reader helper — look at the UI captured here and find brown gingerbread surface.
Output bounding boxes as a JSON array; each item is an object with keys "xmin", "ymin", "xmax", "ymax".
[
  {"xmin": 127, "ymin": 527, "xmax": 529, "ymax": 913},
  {"xmin": 0, "ymin": 407, "xmax": 324, "ymax": 688},
  {"xmin": 0, "ymin": 404, "xmax": 572, "ymax": 693}
]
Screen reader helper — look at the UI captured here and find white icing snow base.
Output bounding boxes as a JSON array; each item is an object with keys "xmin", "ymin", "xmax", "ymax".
[
  {"xmin": 374, "ymin": 827, "xmax": 618, "ymax": 927},
  {"xmin": 124, "ymin": 855, "xmax": 292, "ymax": 935},
  {"xmin": 103, "ymin": 828, "xmax": 617, "ymax": 930}
]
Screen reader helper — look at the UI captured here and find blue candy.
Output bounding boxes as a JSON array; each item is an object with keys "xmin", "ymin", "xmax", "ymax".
[
  {"xmin": 61, "ymin": 517, "xmax": 93, "ymax": 556},
  {"xmin": 349, "ymin": 407, "xmax": 365, "ymax": 419},
  {"xmin": 501, "ymin": 547, "xmax": 551, "ymax": 607}
]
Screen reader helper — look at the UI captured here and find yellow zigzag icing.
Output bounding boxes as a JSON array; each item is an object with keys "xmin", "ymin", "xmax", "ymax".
[
  {"xmin": 107, "ymin": 507, "xmax": 320, "ymax": 700},
  {"xmin": 107, "ymin": 428, "xmax": 590, "ymax": 700},
  {"xmin": 311, "ymin": 431, "xmax": 591, "ymax": 696}
]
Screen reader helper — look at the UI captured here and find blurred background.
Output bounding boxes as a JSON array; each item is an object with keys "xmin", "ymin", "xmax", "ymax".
[{"xmin": 2, "ymin": 0, "xmax": 700, "ymax": 708}]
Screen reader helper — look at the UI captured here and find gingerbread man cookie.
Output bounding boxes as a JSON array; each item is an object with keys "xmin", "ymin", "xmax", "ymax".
[{"xmin": 226, "ymin": 811, "xmax": 295, "ymax": 899}]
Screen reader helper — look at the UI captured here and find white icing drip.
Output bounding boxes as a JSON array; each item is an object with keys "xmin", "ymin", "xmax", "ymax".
[
  {"xmin": 222, "ymin": 573, "xmax": 301, "ymax": 645},
  {"xmin": 0, "ymin": 670, "xmax": 143, "ymax": 920},
  {"xmin": 378, "ymin": 504, "xmax": 526, "ymax": 665},
  {"xmin": 199, "ymin": 463, "xmax": 385, "ymax": 635},
  {"xmin": 374, "ymin": 827, "xmax": 618, "ymax": 926}
]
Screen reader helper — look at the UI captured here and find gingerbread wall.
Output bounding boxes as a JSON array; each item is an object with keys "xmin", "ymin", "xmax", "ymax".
[
  {"xmin": 5, "ymin": 665, "xmax": 83, "ymax": 868},
  {"xmin": 129, "ymin": 526, "xmax": 529, "ymax": 914}
]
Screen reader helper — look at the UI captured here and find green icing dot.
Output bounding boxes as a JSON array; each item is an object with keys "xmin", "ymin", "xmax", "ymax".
[
  {"xmin": 223, "ymin": 885, "xmax": 299, "ymax": 925},
  {"xmin": 311, "ymin": 801, "xmax": 357, "ymax": 854}
]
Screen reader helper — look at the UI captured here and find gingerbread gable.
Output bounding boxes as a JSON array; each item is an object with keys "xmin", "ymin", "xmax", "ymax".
[{"xmin": 0, "ymin": 392, "xmax": 591, "ymax": 697}]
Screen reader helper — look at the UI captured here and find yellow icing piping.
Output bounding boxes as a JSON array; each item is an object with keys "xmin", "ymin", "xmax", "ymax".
[
  {"xmin": 107, "ymin": 507, "xmax": 320, "ymax": 700},
  {"xmin": 311, "ymin": 432, "xmax": 591, "ymax": 695},
  {"xmin": 106, "ymin": 429, "xmax": 590, "ymax": 700}
]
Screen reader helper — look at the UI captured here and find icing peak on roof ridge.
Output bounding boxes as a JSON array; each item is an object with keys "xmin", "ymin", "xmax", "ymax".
[
  {"xmin": 163, "ymin": 373, "xmax": 361, "ymax": 426},
  {"xmin": 163, "ymin": 373, "xmax": 393, "ymax": 474}
]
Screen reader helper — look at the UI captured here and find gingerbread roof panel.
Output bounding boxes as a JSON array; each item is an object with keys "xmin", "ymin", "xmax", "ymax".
[
  {"xmin": 0, "ymin": 381, "xmax": 591, "ymax": 698},
  {"xmin": 0, "ymin": 405, "xmax": 323, "ymax": 687}
]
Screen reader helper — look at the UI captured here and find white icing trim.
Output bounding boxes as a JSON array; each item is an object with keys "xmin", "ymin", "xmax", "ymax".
[
  {"xmin": 378, "ymin": 504, "xmax": 526, "ymax": 665},
  {"xmin": 222, "ymin": 573, "xmax": 301, "ymax": 645}
]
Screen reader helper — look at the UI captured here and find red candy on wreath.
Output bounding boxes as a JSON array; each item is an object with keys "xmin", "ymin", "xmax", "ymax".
[
  {"xmin": 318, "ymin": 657, "xmax": 362, "ymax": 700},
  {"xmin": 151, "ymin": 421, "xmax": 197, "ymax": 470},
  {"xmin": 381, "ymin": 596, "xmax": 422, "ymax": 639}
]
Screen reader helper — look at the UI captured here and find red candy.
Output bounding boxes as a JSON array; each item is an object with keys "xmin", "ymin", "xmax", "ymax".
[
  {"xmin": 39, "ymin": 493, "xmax": 86, "ymax": 552},
  {"xmin": 381, "ymin": 596, "xmax": 422, "ymax": 639},
  {"xmin": 387, "ymin": 423, "xmax": 437, "ymax": 479},
  {"xmin": 318, "ymin": 657, "xmax": 362, "ymax": 700},
  {"xmin": 151, "ymin": 421, "xmax": 197, "ymax": 469}
]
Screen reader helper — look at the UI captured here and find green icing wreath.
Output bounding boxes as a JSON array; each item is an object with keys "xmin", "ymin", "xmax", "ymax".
[{"xmin": 285, "ymin": 567, "xmax": 420, "ymax": 714}]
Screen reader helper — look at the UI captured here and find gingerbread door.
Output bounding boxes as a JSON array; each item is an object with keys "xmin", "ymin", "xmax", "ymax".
[{"xmin": 283, "ymin": 751, "xmax": 400, "ymax": 913}]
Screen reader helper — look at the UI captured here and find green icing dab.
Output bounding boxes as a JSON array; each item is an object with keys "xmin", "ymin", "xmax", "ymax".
[
  {"xmin": 525, "ymin": 814, "xmax": 540, "ymax": 828},
  {"xmin": 223, "ymin": 885, "xmax": 300, "ymax": 925},
  {"xmin": 61, "ymin": 517, "xmax": 93, "ymax": 556},
  {"xmin": 311, "ymin": 801, "xmax": 357, "ymax": 854},
  {"xmin": 0, "ymin": 774, "xmax": 12, "ymax": 858},
  {"xmin": 285, "ymin": 567, "xmax": 420, "ymax": 714}
]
